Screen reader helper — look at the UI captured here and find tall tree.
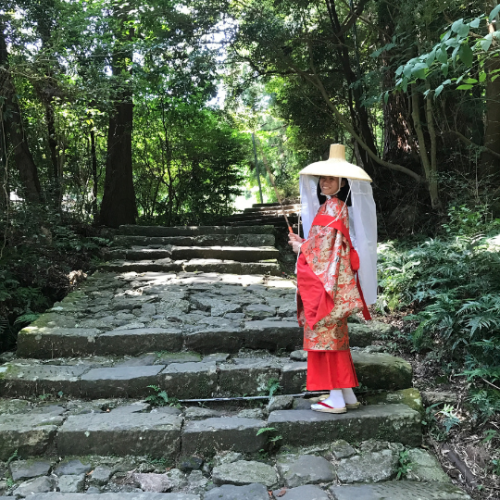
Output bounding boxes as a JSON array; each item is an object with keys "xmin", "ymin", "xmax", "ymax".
[
  {"xmin": 99, "ymin": 3, "xmax": 137, "ymax": 227},
  {"xmin": 0, "ymin": 19, "xmax": 42, "ymax": 203}
]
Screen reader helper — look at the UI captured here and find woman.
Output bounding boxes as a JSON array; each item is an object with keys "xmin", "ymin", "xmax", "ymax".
[{"xmin": 289, "ymin": 144, "xmax": 377, "ymax": 414}]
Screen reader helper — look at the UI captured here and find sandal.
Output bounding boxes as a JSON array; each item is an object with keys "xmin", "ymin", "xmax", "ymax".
[
  {"xmin": 311, "ymin": 401, "xmax": 347, "ymax": 414},
  {"xmin": 346, "ymin": 402, "xmax": 361, "ymax": 410},
  {"xmin": 319, "ymin": 394, "xmax": 361, "ymax": 410}
]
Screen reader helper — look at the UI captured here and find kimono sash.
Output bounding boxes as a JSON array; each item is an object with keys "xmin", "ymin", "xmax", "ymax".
[{"xmin": 297, "ymin": 213, "xmax": 371, "ymax": 327}]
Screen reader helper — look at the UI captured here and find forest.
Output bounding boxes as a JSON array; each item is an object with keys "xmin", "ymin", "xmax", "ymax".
[{"xmin": 0, "ymin": 0, "xmax": 499, "ymax": 495}]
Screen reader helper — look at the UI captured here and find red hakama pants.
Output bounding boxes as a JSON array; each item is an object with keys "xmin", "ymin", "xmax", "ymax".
[{"xmin": 306, "ymin": 350, "xmax": 359, "ymax": 390}]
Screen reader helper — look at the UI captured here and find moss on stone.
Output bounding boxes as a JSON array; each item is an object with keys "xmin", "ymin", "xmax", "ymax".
[{"xmin": 364, "ymin": 388, "xmax": 423, "ymax": 415}]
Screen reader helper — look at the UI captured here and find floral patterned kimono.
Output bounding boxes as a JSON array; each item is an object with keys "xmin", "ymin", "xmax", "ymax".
[{"xmin": 297, "ymin": 197, "xmax": 364, "ymax": 390}]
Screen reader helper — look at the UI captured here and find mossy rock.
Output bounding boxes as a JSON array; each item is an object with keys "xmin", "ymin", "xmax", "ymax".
[{"xmin": 364, "ymin": 388, "xmax": 423, "ymax": 415}]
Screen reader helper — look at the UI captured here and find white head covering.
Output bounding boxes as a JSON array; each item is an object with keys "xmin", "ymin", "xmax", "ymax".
[{"xmin": 299, "ymin": 145, "xmax": 378, "ymax": 305}]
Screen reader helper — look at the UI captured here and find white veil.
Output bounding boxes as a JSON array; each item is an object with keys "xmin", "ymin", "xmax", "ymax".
[
  {"xmin": 299, "ymin": 175, "xmax": 378, "ymax": 305},
  {"xmin": 348, "ymin": 180, "xmax": 377, "ymax": 305}
]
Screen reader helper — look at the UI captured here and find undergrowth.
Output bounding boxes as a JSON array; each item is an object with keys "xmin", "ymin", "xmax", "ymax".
[
  {"xmin": 0, "ymin": 205, "xmax": 112, "ymax": 353},
  {"xmin": 378, "ymin": 203, "xmax": 500, "ymax": 427}
]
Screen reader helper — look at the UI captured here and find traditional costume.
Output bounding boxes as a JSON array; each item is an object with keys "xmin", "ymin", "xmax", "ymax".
[{"xmin": 294, "ymin": 144, "xmax": 377, "ymax": 413}]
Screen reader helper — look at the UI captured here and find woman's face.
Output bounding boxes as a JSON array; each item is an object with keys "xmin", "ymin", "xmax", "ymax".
[{"xmin": 319, "ymin": 176, "xmax": 341, "ymax": 196}]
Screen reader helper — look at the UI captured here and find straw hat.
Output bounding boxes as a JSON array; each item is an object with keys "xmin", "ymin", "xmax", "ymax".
[{"xmin": 299, "ymin": 144, "xmax": 372, "ymax": 182}]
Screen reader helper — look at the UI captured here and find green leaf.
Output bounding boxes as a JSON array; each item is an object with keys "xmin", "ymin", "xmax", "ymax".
[
  {"xmin": 457, "ymin": 84, "xmax": 474, "ymax": 90},
  {"xmin": 437, "ymin": 48, "xmax": 448, "ymax": 64},
  {"xmin": 403, "ymin": 65, "xmax": 412, "ymax": 79},
  {"xmin": 479, "ymin": 71, "xmax": 487, "ymax": 82},
  {"xmin": 443, "ymin": 79, "xmax": 452, "ymax": 85},
  {"xmin": 384, "ymin": 91, "xmax": 389, "ymax": 104},
  {"xmin": 441, "ymin": 30, "xmax": 451, "ymax": 42},
  {"xmin": 442, "ymin": 64, "xmax": 449, "ymax": 77},
  {"xmin": 481, "ymin": 34, "xmax": 493, "ymax": 51},
  {"xmin": 434, "ymin": 84, "xmax": 444, "ymax": 98},
  {"xmin": 459, "ymin": 44, "xmax": 474, "ymax": 67},
  {"xmin": 469, "ymin": 17, "xmax": 481, "ymax": 29},
  {"xmin": 413, "ymin": 62, "xmax": 428, "ymax": 80},
  {"xmin": 451, "ymin": 19, "xmax": 464, "ymax": 34},
  {"xmin": 457, "ymin": 24, "xmax": 470, "ymax": 38},
  {"xmin": 489, "ymin": 4, "xmax": 500, "ymax": 21},
  {"xmin": 426, "ymin": 49, "xmax": 436, "ymax": 67},
  {"xmin": 464, "ymin": 78, "xmax": 478, "ymax": 84},
  {"xmin": 395, "ymin": 66, "xmax": 404, "ymax": 76}
]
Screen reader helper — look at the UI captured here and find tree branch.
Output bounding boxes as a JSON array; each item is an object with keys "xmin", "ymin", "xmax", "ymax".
[{"xmin": 289, "ymin": 52, "xmax": 422, "ymax": 182}]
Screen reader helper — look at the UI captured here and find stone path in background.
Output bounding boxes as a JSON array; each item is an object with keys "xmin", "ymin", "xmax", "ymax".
[{"xmin": 0, "ymin": 224, "xmax": 471, "ymax": 499}]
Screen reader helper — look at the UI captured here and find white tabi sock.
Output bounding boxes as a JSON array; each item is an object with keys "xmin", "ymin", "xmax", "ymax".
[
  {"xmin": 341, "ymin": 388, "xmax": 358, "ymax": 405},
  {"xmin": 321, "ymin": 389, "xmax": 345, "ymax": 409}
]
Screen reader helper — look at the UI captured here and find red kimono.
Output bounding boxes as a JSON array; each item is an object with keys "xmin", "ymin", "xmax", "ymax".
[{"xmin": 297, "ymin": 197, "xmax": 364, "ymax": 390}]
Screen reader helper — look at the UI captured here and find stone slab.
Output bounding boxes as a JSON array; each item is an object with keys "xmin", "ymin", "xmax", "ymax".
[
  {"xmin": 0, "ymin": 413, "xmax": 63, "ymax": 460},
  {"xmin": 204, "ymin": 484, "xmax": 269, "ymax": 500},
  {"xmin": 79, "ymin": 365, "xmax": 163, "ymax": 398},
  {"xmin": 170, "ymin": 246, "xmax": 279, "ymax": 262},
  {"xmin": 329, "ymin": 481, "xmax": 471, "ymax": 499},
  {"xmin": 184, "ymin": 328, "xmax": 246, "ymax": 353},
  {"xmin": 337, "ymin": 449, "xmax": 398, "ymax": 483},
  {"xmin": 117, "ymin": 225, "xmax": 274, "ymax": 236},
  {"xmin": 242, "ymin": 321, "xmax": 302, "ymax": 351},
  {"xmin": 0, "ymin": 364, "xmax": 89, "ymax": 397},
  {"xmin": 102, "ymin": 260, "xmax": 280, "ymax": 276},
  {"xmin": 30, "ymin": 495, "xmax": 200, "ymax": 500},
  {"xmin": 10, "ymin": 460, "xmax": 52, "ymax": 481},
  {"xmin": 351, "ymin": 352, "xmax": 412, "ymax": 390},
  {"xmin": 17, "ymin": 328, "xmax": 101, "ymax": 359},
  {"xmin": 268, "ymin": 404, "xmax": 422, "ymax": 447},
  {"xmin": 277, "ymin": 455, "xmax": 335, "ymax": 487},
  {"xmin": 161, "ymin": 362, "xmax": 217, "ymax": 398},
  {"xmin": 98, "ymin": 328, "xmax": 183, "ymax": 356},
  {"xmin": 274, "ymin": 485, "xmax": 330, "ymax": 500},
  {"xmin": 182, "ymin": 417, "xmax": 267, "ymax": 455},
  {"xmin": 347, "ymin": 324, "xmax": 373, "ymax": 348},
  {"xmin": 57, "ymin": 412, "xmax": 182, "ymax": 458},
  {"xmin": 212, "ymin": 460, "xmax": 278, "ymax": 488},
  {"xmin": 218, "ymin": 360, "xmax": 282, "ymax": 396}
]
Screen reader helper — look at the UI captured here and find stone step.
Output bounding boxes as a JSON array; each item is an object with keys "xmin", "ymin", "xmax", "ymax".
[
  {"xmin": 28, "ymin": 495, "xmax": 196, "ymax": 500},
  {"xmin": 17, "ymin": 320, "xmax": 377, "ymax": 359},
  {"xmin": 27, "ymin": 495, "xmax": 198, "ymax": 500},
  {"xmin": 0, "ymin": 350, "xmax": 412, "ymax": 399},
  {"xmin": 223, "ymin": 219, "xmax": 297, "ymax": 227},
  {"xmin": 329, "ymin": 480, "xmax": 471, "ymax": 499},
  {"xmin": 112, "ymin": 233, "xmax": 276, "ymax": 248},
  {"xmin": 99, "ymin": 258, "xmax": 281, "ymax": 276},
  {"xmin": 103, "ymin": 246, "xmax": 280, "ymax": 263},
  {"xmin": 243, "ymin": 204, "xmax": 300, "ymax": 213},
  {"xmin": 220, "ymin": 214, "xmax": 298, "ymax": 223},
  {"xmin": 116, "ymin": 225, "xmax": 274, "ymax": 237},
  {"xmin": 0, "ymin": 400, "xmax": 421, "ymax": 461}
]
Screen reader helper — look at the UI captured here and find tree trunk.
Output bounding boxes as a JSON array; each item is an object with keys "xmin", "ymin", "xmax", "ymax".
[
  {"xmin": 377, "ymin": 1, "xmax": 417, "ymax": 163},
  {"xmin": 0, "ymin": 22, "xmax": 42, "ymax": 203},
  {"xmin": 325, "ymin": 0, "xmax": 378, "ymax": 175},
  {"xmin": 90, "ymin": 130, "xmax": 99, "ymax": 221},
  {"xmin": 411, "ymin": 86, "xmax": 440, "ymax": 209},
  {"xmin": 99, "ymin": 12, "xmax": 137, "ymax": 228},
  {"xmin": 480, "ymin": 7, "xmax": 500, "ymax": 177}
]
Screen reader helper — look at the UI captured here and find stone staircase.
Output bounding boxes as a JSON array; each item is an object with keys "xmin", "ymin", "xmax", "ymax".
[
  {"xmin": 0, "ymin": 224, "xmax": 470, "ymax": 499},
  {"xmin": 218, "ymin": 202, "xmax": 300, "ymax": 229}
]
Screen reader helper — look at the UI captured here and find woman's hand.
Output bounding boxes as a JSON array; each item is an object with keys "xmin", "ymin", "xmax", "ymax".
[{"xmin": 288, "ymin": 232, "xmax": 303, "ymax": 254}]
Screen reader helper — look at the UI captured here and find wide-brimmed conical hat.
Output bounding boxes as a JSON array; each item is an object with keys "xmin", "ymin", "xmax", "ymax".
[{"xmin": 299, "ymin": 144, "xmax": 372, "ymax": 182}]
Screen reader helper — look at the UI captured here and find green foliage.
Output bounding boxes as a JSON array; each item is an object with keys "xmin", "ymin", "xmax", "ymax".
[
  {"xmin": 393, "ymin": 10, "xmax": 500, "ymax": 97},
  {"xmin": 264, "ymin": 378, "xmax": 282, "ymax": 398},
  {"xmin": 145, "ymin": 385, "xmax": 181, "ymax": 408},
  {"xmin": 379, "ymin": 206, "xmax": 500, "ymax": 423},
  {"xmin": 396, "ymin": 450, "xmax": 413, "ymax": 479}
]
